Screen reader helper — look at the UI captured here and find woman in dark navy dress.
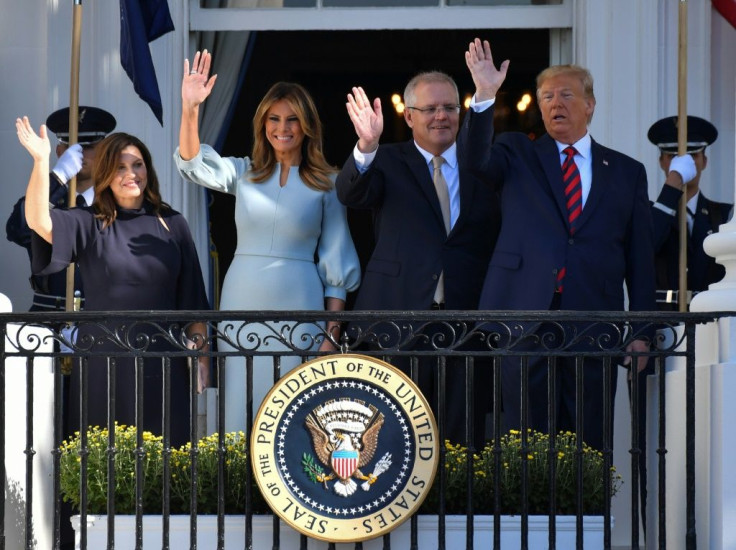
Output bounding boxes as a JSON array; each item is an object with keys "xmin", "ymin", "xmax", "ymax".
[{"xmin": 16, "ymin": 119, "xmax": 210, "ymax": 447}]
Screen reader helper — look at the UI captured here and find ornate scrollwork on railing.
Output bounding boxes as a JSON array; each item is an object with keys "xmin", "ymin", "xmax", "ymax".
[
  {"xmin": 0, "ymin": 311, "xmax": 719, "ymax": 360},
  {"xmin": 213, "ymin": 319, "xmax": 332, "ymax": 354},
  {"xmin": 5, "ymin": 322, "xmax": 51, "ymax": 353},
  {"xmin": 341, "ymin": 317, "xmax": 687, "ymax": 359},
  {"xmin": 5, "ymin": 319, "xmax": 214, "ymax": 355}
]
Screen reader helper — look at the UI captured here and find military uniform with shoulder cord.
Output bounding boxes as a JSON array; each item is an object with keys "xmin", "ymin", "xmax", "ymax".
[
  {"xmin": 632, "ymin": 115, "xmax": 732, "ymax": 531},
  {"xmin": 6, "ymin": 106, "xmax": 116, "ymax": 312},
  {"xmin": 648, "ymin": 115, "xmax": 732, "ymax": 310}
]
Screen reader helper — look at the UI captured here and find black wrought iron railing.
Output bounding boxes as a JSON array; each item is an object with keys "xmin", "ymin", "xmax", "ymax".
[{"xmin": 0, "ymin": 309, "xmax": 726, "ymax": 549}]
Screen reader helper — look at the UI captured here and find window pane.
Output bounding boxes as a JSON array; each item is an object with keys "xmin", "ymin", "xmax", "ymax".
[
  {"xmin": 323, "ymin": 0, "xmax": 435, "ymax": 5},
  {"xmin": 207, "ymin": 0, "xmax": 317, "ymax": 7},
  {"xmin": 205, "ymin": 0, "xmax": 563, "ymax": 6},
  {"xmin": 447, "ymin": 0, "xmax": 561, "ymax": 4}
]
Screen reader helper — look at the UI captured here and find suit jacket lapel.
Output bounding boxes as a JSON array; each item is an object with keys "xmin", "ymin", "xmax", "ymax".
[
  {"xmin": 688, "ymin": 194, "xmax": 712, "ymax": 286},
  {"xmin": 691, "ymin": 194, "xmax": 711, "ymax": 247},
  {"xmin": 535, "ymin": 135, "xmax": 569, "ymax": 227},
  {"xmin": 451, "ymin": 168, "xmax": 476, "ymax": 236},
  {"xmin": 400, "ymin": 141, "xmax": 447, "ymax": 231},
  {"xmin": 577, "ymin": 139, "xmax": 607, "ymax": 231}
]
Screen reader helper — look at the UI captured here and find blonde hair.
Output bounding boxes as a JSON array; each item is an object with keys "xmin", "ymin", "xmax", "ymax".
[
  {"xmin": 536, "ymin": 65, "xmax": 596, "ymax": 123},
  {"xmin": 250, "ymin": 82, "xmax": 335, "ymax": 192}
]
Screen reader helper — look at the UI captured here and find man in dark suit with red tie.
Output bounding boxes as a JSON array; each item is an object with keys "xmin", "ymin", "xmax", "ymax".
[
  {"xmin": 459, "ymin": 39, "xmax": 656, "ymax": 450},
  {"xmin": 335, "ymin": 72, "xmax": 501, "ymax": 447}
]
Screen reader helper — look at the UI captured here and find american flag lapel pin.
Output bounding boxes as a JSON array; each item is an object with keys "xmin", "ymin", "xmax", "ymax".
[{"xmin": 603, "ymin": 159, "xmax": 609, "ymax": 166}]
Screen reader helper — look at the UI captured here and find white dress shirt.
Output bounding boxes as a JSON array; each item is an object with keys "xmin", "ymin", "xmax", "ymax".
[
  {"xmin": 352, "ymin": 141, "xmax": 461, "ymax": 229},
  {"xmin": 471, "ymin": 95, "xmax": 592, "ymax": 207}
]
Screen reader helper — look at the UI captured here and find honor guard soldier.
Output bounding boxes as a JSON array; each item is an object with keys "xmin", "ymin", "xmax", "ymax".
[
  {"xmin": 649, "ymin": 115, "xmax": 731, "ymax": 310},
  {"xmin": 6, "ymin": 106, "xmax": 116, "ymax": 311}
]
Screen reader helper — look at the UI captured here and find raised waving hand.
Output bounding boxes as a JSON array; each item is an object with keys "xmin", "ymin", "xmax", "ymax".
[
  {"xmin": 16, "ymin": 117, "xmax": 53, "ymax": 242},
  {"xmin": 180, "ymin": 50, "xmax": 218, "ymax": 160},
  {"xmin": 16, "ymin": 116, "xmax": 51, "ymax": 162},
  {"xmin": 464, "ymin": 38, "xmax": 510, "ymax": 102},
  {"xmin": 182, "ymin": 49, "xmax": 218, "ymax": 110},
  {"xmin": 346, "ymin": 86, "xmax": 383, "ymax": 154}
]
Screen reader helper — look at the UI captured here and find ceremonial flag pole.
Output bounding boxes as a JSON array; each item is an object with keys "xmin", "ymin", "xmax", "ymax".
[
  {"xmin": 65, "ymin": 0, "xmax": 82, "ymax": 312},
  {"xmin": 678, "ymin": 3, "xmax": 697, "ymax": 548},
  {"xmin": 677, "ymin": 0, "xmax": 689, "ymax": 312}
]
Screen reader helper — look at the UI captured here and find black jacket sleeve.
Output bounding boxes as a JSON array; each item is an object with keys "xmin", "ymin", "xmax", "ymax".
[{"xmin": 6, "ymin": 173, "xmax": 69, "ymax": 251}]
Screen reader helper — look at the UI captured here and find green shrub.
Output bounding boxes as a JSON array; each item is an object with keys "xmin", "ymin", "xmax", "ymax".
[
  {"xmin": 421, "ymin": 430, "xmax": 623, "ymax": 515},
  {"xmin": 59, "ymin": 425, "xmax": 267, "ymax": 515},
  {"xmin": 59, "ymin": 424, "xmax": 165, "ymax": 514},
  {"xmin": 60, "ymin": 426, "xmax": 620, "ymax": 516}
]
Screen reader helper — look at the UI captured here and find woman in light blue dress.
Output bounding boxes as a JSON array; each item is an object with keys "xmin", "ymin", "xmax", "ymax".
[{"xmin": 175, "ymin": 50, "xmax": 361, "ymax": 432}]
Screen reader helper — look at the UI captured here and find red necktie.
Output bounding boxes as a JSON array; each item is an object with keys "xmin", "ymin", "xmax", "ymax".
[
  {"xmin": 556, "ymin": 146, "xmax": 582, "ymax": 293},
  {"xmin": 562, "ymin": 146, "xmax": 582, "ymax": 233}
]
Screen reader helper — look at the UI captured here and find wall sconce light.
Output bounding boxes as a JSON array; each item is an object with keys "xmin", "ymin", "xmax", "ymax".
[
  {"xmin": 517, "ymin": 92, "xmax": 532, "ymax": 112},
  {"xmin": 392, "ymin": 93, "xmax": 405, "ymax": 115}
]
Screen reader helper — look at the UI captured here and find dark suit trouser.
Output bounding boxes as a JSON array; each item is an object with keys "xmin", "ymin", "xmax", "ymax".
[
  {"xmin": 392, "ymin": 359, "xmax": 491, "ymax": 450},
  {"xmin": 499, "ymin": 323, "xmax": 617, "ymax": 452},
  {"xmin": 385, "ymin": 321, "xmax": 492, "ymax": 450}
]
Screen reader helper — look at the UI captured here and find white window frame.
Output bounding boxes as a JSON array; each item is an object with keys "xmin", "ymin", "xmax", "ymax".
[{"xmin": 189, "ymin": 0, "xmax": 573, "ymax": 32}]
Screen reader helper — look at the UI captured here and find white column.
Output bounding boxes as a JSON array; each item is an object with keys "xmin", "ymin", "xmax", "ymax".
[
  {"xmin": 688, "ymin": 70, "xmax": 736, "ymax": 550},
  {"xmin": 573, "ymin": 0, "xmax": 659, "ymax": 173},
  {"xmin": 2, "ymin": 294, "xmax": 55, "ymax": 549},
  {"xmin": 644, "ymin": 323, "xmax": 719, "ymax": 549}
]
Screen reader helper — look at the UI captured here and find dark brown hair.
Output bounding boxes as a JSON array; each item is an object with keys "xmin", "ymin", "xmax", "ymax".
[{"xmin": 92, "ymin": 133, "xmax": 169, "ymax": 228}]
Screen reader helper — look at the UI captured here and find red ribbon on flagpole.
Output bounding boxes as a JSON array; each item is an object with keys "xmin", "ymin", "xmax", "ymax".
[{"xmin": 713, "ymin": 0, "xmax": 736, "ymax": 28}]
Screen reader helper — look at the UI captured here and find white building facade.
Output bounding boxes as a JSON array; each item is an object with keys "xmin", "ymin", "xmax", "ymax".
[
  {"xmin": 0, "ymin": 0, "xmax": 733, "ymax": 310},
  {"xmin": 1, "ymin": 3, "xmax": 735, "ymax": 548}
]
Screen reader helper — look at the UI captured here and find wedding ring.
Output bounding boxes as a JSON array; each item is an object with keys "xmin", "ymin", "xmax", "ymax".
[{"xmin": 190, "ymin": 70, "xmax": 198, "ymax": 75}]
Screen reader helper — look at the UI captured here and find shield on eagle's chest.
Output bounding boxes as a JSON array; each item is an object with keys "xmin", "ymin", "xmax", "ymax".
[{"xmin": 331, "ymin": 449, "xmax": 359, "ymax": 480}]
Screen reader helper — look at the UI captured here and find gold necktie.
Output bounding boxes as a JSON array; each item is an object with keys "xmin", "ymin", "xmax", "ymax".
[
  {"xmin": 432, "ymin": 156, "xmax": 451, "ymax": 304},
  {"xmin": 432, "ymin": 156, "xmax": 451, "ymax": 234}
]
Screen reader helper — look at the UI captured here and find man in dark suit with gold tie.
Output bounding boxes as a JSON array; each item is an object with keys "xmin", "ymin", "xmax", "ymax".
[{"xmin": 335, "ymin": 72, "xmax": 501, "ymax": 447}]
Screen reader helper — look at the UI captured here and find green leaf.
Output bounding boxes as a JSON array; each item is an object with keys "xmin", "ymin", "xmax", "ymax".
[{"xmin": 302, "ymin": 452, "xmax": 324, "ymax": 483}]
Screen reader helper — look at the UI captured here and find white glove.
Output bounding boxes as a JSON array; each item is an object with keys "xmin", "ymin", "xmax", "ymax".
[
  {"xmin": 59, "ymin": 324, "xmax": 78, "ymax": 354},
  {"xmin": 669, "ymin": 154, "xmax": 697, "ymax": 185},
  {"xmin": 51, "ymin": 143, "xmax": 83, "ymax": 184}
]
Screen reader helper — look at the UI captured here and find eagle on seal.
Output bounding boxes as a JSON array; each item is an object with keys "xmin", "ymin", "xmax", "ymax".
[{"xmin": 305, "ymin": 398, "xmax": 385, "ymax": 497}]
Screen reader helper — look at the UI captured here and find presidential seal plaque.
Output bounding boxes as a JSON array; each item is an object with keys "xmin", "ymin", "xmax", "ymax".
[{"xmin": 251, "ymin": 354, "xmax": 439, "ymax": 543}]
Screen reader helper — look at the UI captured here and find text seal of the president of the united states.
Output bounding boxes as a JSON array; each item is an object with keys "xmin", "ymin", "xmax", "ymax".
[{"xmin": 251, "ymin": 354, "xmax": 439, "ymax": 543}]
